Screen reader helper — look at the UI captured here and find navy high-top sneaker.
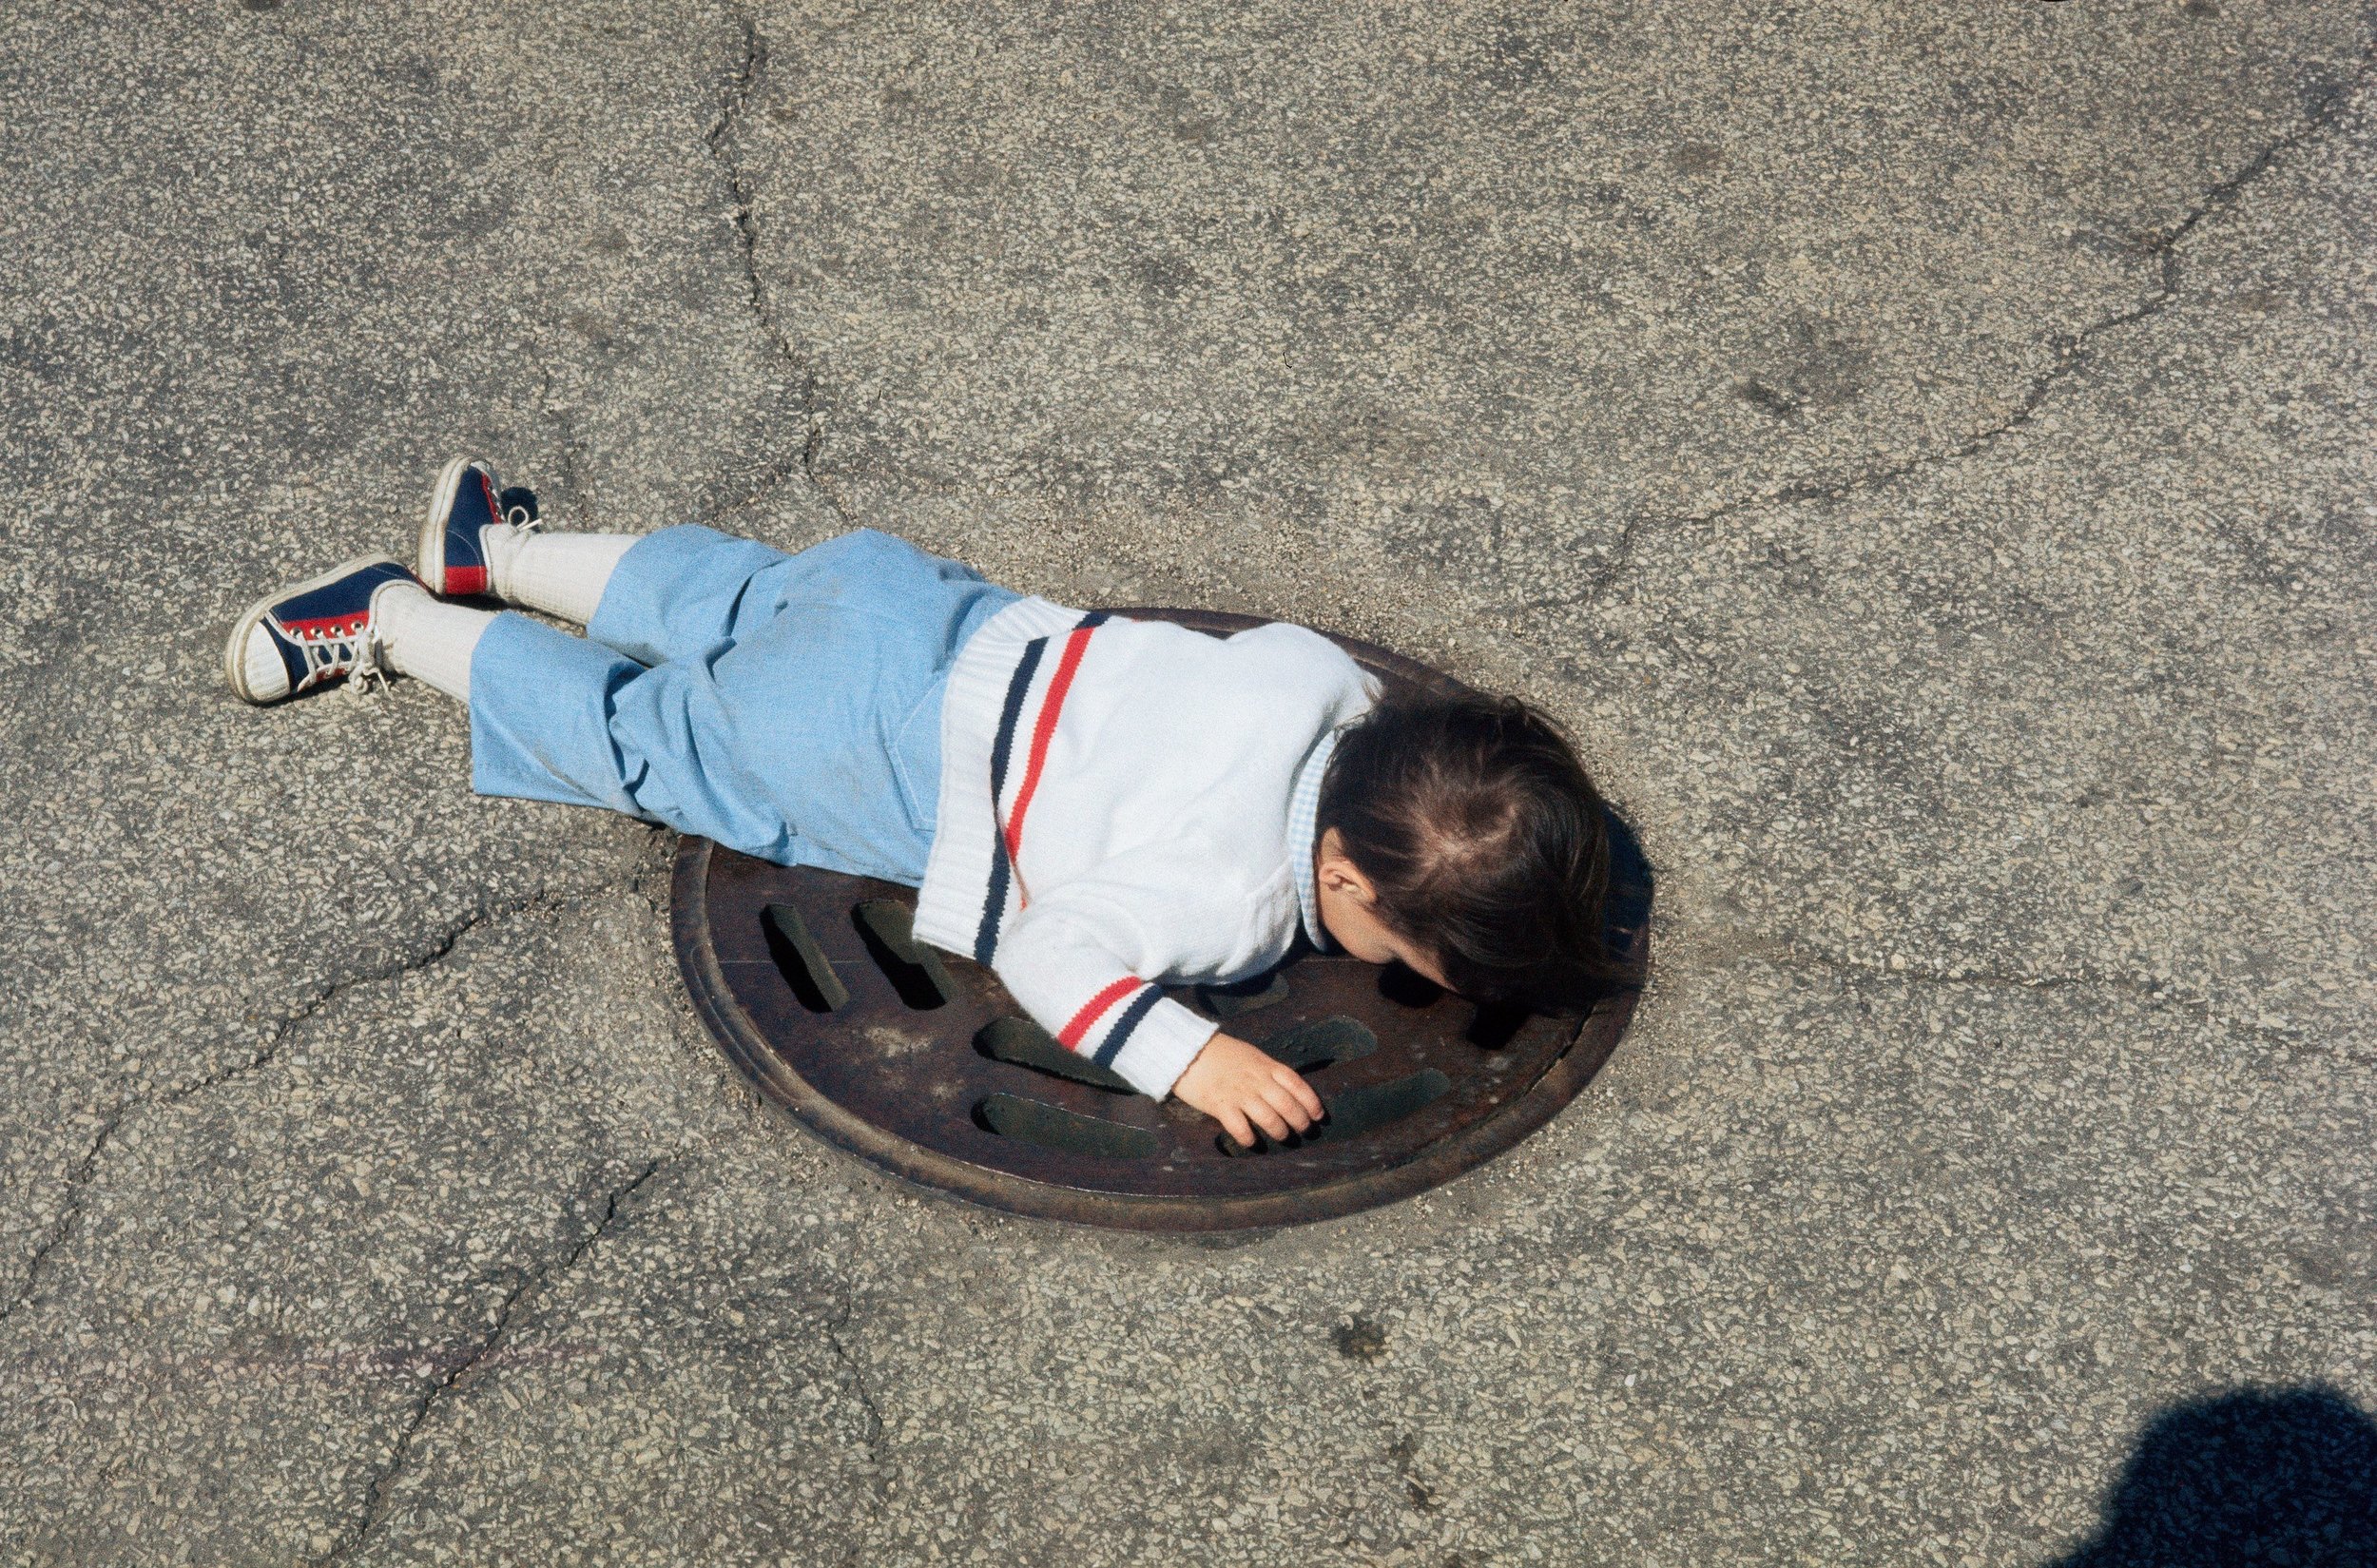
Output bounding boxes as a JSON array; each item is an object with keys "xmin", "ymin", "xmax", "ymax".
[
  {"xmin": 416, "ymin": 456, "xmax": 535, "ymax": 598},
  {"xmin": 222, "ymin": 556, "xmax": 424, "ymax": 704}
]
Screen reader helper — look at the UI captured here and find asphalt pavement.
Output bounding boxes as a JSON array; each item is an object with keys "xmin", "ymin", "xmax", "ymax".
[{"xmin": 0, "ymin": 3, "xmax": 2370, "ymax": 1563}]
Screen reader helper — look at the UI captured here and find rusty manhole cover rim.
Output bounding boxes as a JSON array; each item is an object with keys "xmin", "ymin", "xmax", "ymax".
[{"xmin": 671, "ymin": 609, "xmax": 1650, "ymax": 1232}]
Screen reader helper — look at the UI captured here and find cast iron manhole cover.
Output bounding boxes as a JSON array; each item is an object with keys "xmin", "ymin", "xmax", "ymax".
[{"xmin": 671, "ymin": 609, "xmax": 1650, "ymax": 1231}]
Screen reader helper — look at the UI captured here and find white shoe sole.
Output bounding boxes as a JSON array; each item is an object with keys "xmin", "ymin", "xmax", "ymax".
[
  {"xmin": 222, "ymin": 553, "xmax": 406, "ymax": 705},
  {"xmin": 416, "ymin": 455, "xmax": 497, "ymax": 595}
]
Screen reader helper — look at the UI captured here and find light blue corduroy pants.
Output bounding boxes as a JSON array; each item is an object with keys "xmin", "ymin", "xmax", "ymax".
[{"xmin": 466, "ymin": 525, "xmax": 1017, "ymax": 883}]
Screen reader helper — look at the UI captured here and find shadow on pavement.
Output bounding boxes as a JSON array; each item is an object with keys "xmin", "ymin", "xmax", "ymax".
[
  {"xmin": 2052, "ymin": 1385, "xmax": 2377, "ymax": 1568},
  {"xmin": 1601, "ymin": 803, "xmax": 1654, "ymax": 968}
]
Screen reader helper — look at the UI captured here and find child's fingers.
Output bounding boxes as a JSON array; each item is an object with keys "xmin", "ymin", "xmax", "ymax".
[
  {"xmin": 1218, "ymin": 1104, "xmax": 1256, "ymax": 1149},
  {"xmin": 1275, "ymin": 1067, "xmax": 1324, "ymax": 1122},
  {"xmin": 1243, "ymin": 1094, "xmax": 1293, "ymax": 1143},
  {"xmin": 1261, "ymin": 1081, "xmax": 1314, "ymax": 1134}
]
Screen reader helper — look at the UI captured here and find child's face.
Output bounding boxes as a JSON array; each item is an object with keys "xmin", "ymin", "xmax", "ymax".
[{"xmin": 1315, "ymin": 830, "xmax": 1451, "ymax": 989}]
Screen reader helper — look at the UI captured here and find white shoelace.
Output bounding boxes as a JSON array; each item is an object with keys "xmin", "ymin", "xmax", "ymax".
[
  {"xmin": 346, "ymin": 638, "xmax": 390, "ymax": 698},
  {"xmin": 291, "ymin": 619, "xmax": 389, "ymax": 699}
]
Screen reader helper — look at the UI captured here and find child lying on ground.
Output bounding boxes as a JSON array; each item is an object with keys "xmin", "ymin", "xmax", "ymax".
[{"xmin": 225, "ymin": 460, "xmax": 1623, "ymax": 1146}]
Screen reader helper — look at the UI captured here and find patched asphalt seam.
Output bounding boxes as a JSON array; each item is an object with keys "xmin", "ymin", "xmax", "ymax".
[
  {"xmin": 312, "ymin": 1154, "xmax": 686, "ymax": 1566},
  {"xmin": 1575, "ymin": 34, "xmax": 2377, "ymax": 607},
  {"xmin": 0, "ymin": 886, "xmax": 609, "ymax": 1333}
]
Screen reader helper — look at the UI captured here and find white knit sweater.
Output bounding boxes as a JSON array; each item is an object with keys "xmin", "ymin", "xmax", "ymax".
[{"xmin": 911, "ymin": 598, "xmax": 1377, "ymax": 1099}]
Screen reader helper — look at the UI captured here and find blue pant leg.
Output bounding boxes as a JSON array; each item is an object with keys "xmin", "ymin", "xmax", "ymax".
[
  {"xmin": 698, "ymin": 601, "xmax": 940, "ymax": 881},
  {"xmin": 583, "ymin": 525, "xmax": 795, "ymax": 669},
  {"xmin": 587, "ymin": 526, "xmax": 994, "ymax": 672},
  {"xmin": 476, "ymin": 527, "xmax": 1018, "ymax": 880},
  {"xmin": 470, "ymin": 613, "xmax": 645, "ymax": 812},
  {"xmin": 467, "ymin": 610, "xmax": 800, "ymax": 861}
]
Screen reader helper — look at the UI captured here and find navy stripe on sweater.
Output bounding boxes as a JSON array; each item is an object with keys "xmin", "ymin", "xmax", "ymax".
[
  {"xmin": 973, "ymin": 635, "xmax": 1050, "ymax": 964},
  {"xmin": 1090, "ymin": 985, "xmax": 1166, "ymax": 1070}
]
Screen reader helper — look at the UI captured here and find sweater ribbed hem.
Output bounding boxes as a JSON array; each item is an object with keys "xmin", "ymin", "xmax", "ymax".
[
  {"xmin": 1107, "ymin": 995, "xmax": 1219, "ymax": 1101},
  {"xmin": 913, "ymin": 595, "xmax": 1090, "ymax": 958}
]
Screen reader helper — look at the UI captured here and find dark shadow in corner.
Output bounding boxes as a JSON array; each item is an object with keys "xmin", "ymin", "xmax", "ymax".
[
  {"xmin": 495, "ymin": 483, "xmax": 539, "ymax": 528},
  {"xmin": 1599, "ymin": 803, "xmax": 1653, "ymax": 990},
  {"xmin": 2050, "ymin": 1385, "xmax": 2377, "ymax": 1568}
]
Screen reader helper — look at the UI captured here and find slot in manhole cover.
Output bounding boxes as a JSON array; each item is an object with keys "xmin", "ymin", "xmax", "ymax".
[{"xmin": 671, "ymin": 609, "xmax": 1651, "ymax": 1231}]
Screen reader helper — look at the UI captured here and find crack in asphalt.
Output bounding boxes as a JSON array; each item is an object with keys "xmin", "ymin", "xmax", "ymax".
[
  {"xmin": 823, "ymin": 1309, "xmax": 891, "ymax": 1568},
  {"xmin": 1743, "ymin": 937, "xmax": 2304, "ymax": 1045},
  {"xmin": 312, "ymin": 1154, "xmax": 685, "ymax": 1566},
  {"xmin": 734, "ymin": 1271, "xmax": 893, "ymax": 1567},
  {"xmin": 822, "ymin": 1299, "xmax": 886, "ymax": 1450},
  {"xmin": 1569, "ymin": 37, "xmax": 2377, "ymax": 610},
  {"xmin": 703, "ymin": 9, "xmax": 854, "ymax": 529},
  {"xmin": 531, "ymin": 358, "xmax": 588, "ymax": 523},
  {"xmin": 0, "ymin": 890, "xmax": 589, "ymax": 1333},
  {"xmin": 0, "ymin": 822, "xmax": 707, "ymax": 1553}
]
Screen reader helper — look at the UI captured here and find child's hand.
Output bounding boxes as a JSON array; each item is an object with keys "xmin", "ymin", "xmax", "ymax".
[{"xmin": 1172, "ymin": 1033, "xmax": 1324, "ymax": 1148}]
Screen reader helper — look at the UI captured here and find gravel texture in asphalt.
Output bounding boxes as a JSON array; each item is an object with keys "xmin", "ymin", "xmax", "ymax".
[{"xmin": 1, "ymin": 2, "xmax": 2371, "ymax": 1564}]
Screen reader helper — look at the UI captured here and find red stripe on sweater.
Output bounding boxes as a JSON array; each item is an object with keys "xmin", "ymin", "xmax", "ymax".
[
  {"xmin": 1057, "ymin": 978, "xmax": 1142, "ymax": 1051},
  {"xmin": 1000, "ymin": 621, "xmax": 1098, "ymax": 871}
]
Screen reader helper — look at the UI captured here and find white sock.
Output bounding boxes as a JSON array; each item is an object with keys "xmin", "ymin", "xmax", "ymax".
[
  {"xmin": 485, "ymin": 529, "xmax": 639, "ymax": 626},
  {"xmin": 377, "ymin": 583, "xmax": 494, "ymax": 704}
]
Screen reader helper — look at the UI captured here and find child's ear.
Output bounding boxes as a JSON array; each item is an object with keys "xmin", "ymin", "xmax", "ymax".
[{"xmin": 1316, "ymin": 846, "xmax": 1378, "ymax": 905}]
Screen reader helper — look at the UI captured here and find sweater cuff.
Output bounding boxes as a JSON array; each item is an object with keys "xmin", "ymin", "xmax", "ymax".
[{"xmin": 1108, "ymin": 996, "xmax": 1220, "ymax": 1102}]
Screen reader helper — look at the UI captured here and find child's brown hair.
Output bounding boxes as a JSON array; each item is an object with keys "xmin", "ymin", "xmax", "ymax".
[{"xmin": 1319, "ymin": 689, "xmax": 1629, "ymax": 1013}]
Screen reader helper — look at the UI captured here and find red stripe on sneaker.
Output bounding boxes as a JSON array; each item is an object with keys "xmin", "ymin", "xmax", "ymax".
[
  {"xmin": 280, "ymin": 613, "xmax": 369, "ymax": 638},
  {"xmin": 1057, "ymin": 978, "xmax": 1143, "ymax": 1052},
  {"xmin": 1000, "ymin": 615, "xmax": 1105, "ymax": 869},
  {"xmin": 447, "ymin": 564, "xmax": 487, "ymax": 595}
]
